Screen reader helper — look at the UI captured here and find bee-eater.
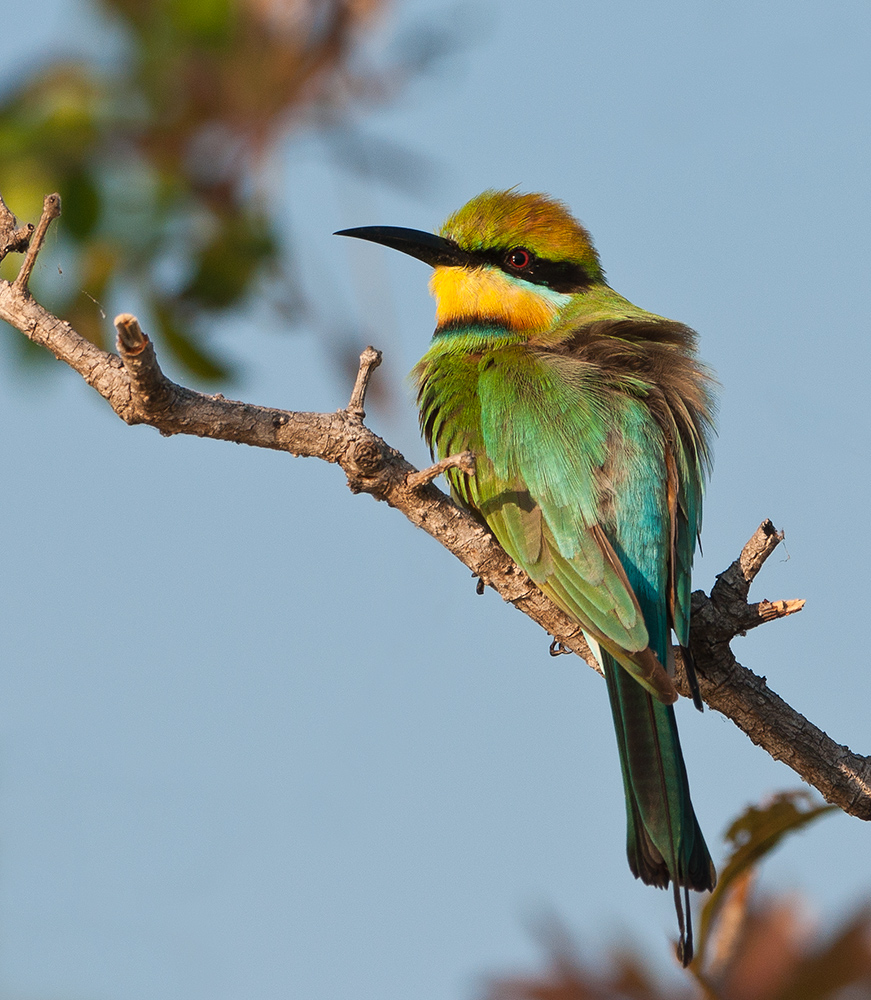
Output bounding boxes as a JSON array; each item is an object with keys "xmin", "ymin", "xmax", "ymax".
[{"xmin": 336, "ymin": 189, "xmax": 717, "ymax": 964}]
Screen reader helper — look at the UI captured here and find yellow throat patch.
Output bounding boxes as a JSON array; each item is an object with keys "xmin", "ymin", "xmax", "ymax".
[{"xmin": 429, "ymin": 266, "xmax": 560, "ymax": 333}]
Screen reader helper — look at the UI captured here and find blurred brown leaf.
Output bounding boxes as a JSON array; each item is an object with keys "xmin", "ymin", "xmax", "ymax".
[
  {"xmin": 486, "ymin": 792, "xmax": 863, "ymax": 1000},
  {"xmin": 695, "ymin": 792, "xmax": 836, "ymax": 971},
  {"xmin": 485, "ymin": 938, "xmax": 695, "ymax": 1000},
  {"xmin": 486, "ymin": 901, "xmax": 871, "ymax": 1000}
]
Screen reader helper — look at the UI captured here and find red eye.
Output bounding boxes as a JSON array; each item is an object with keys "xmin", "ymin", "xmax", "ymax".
[{"xmin": 507, "ymin": 248, "xmax": 531, "ymax": 269}]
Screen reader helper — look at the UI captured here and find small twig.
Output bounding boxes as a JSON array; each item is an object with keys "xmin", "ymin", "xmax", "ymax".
[
  {"xmin": 739, "ymin": 519, "xmax": 784, "ymax": 585},
  {"xmin": 406, "ymin": 451, "xmax": 476, "ymax": 489},
  {"xmin": 711, "ymin": 519, "xmax": 783, "ymax": 609},
  {"xmin": 114, "ymin": 312, "xmax": 149, "ymax": 355},
  {"xmin": 346, "ymin": 346, "xmax": 382, "ymax": 419},
  {"xmin": 0, "ymin": 193, "xmax": 34, "ymax": 263},
  {"xmin": 13, "ymin": 193, "xmax": 61, "ymax": 292},
  {"xmin": 744, "ymin": 598, "xmax": 806, "ymax": 628},
  {"xmin": 695, "ymin": 597, "xmax": 805, "ymax": 641},
  {"xmin": 114, "ymin": 313, "xmax": 177, "ymax": 419},
  {"xmin": 2, "ymin": 223, "xmax": 34, "ymax": 260}
]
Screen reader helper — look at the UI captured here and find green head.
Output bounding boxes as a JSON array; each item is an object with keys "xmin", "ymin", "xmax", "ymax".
[
  {"xmin": 438, "ymin": 189, "xmax": 604, "ymax": 289},
  {"xmin": 336, "ymin": 189, "xmax": 605, "ymax": 333}
]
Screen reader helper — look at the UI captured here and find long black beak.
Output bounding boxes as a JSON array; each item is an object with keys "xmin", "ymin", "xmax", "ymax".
[{"xmin": 334, "ymin": 226, "xmax": 471, "ymax": 268}]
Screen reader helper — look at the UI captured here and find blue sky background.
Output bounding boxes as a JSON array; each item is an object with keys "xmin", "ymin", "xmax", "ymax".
[{"xmin": 2, "ymin": 2, "xmax": 871, "ymax": 998}]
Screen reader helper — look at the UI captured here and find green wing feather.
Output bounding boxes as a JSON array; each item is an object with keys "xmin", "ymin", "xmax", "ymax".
[{"xmin": 420, "ymin": 336, "xmax": 681, "ymax": 700}]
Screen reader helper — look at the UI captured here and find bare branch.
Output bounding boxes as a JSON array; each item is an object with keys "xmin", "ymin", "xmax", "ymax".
[
  {"xmin": 346, "ymin": 345, "xmax": 382, "ymax": 419},
  {"xmin": 739, "ymin": 598, "xmax": 805, "ymax": 631},
  {"xmin": 1, "ymin": 209, "xmax": 868, "ymax": 822},
  {"xmin": 406, "ymin": 451, "xmax": 476, "ymax": 489},
  {"xmin": 13, "ymin": 193, "xmax": 61, "ymax": 292}
]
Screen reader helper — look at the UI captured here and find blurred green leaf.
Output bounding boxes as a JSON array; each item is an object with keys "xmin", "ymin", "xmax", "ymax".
[
  {"xmin": 60, "ymin": 167, "xmax": 101, "ymax": 240},
  {"xmin": 155, "ymin": 300, "xmax": 232, "ymax": 382},
  {"xmin": 182, "ymin": 211, "xmax": 276, "ymax": 309},
  {"xmin": 1, "ymin": 0, "xmax": 442, "ymax": 396},
  {"xmin": 170, "ymin": 0, "xmax": 236, "ymax": 45}
]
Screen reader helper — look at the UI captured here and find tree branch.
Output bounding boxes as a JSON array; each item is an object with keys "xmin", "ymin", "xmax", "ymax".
[{"xmin": 1, "ymin": 196, "xmax": 868, "ymax": 823}]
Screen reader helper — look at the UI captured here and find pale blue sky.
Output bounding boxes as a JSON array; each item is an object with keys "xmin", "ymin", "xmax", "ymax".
[{"xmin": 2, "ymin": 2, "xmax": 871, "ymax": 998}]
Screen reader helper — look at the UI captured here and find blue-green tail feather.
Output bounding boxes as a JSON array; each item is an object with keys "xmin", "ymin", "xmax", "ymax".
[{"xmin": 602, "ymin": 649, "xmax": 715, "ymax": 963}]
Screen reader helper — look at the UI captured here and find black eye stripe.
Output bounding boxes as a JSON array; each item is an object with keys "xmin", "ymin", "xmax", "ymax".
[{"xmin": 469, "ymin": 246, "xmax": 592, "ymax": 293}]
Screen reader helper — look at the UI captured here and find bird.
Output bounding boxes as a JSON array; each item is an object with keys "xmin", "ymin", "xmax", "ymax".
[{"xmin": 336, "ymin": 189, "xmax": 717, "ymax": 965}]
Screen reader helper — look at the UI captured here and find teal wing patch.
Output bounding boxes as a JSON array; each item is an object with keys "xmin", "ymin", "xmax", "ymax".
[{"xmin": 666, "ymin": 415, "xmax": 708, "ymax": 647}]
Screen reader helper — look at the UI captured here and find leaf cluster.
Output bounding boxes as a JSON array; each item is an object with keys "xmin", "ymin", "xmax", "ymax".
[{"xmin": 0, "ymin": 0, "xmax": 394, "ymax": 379}]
